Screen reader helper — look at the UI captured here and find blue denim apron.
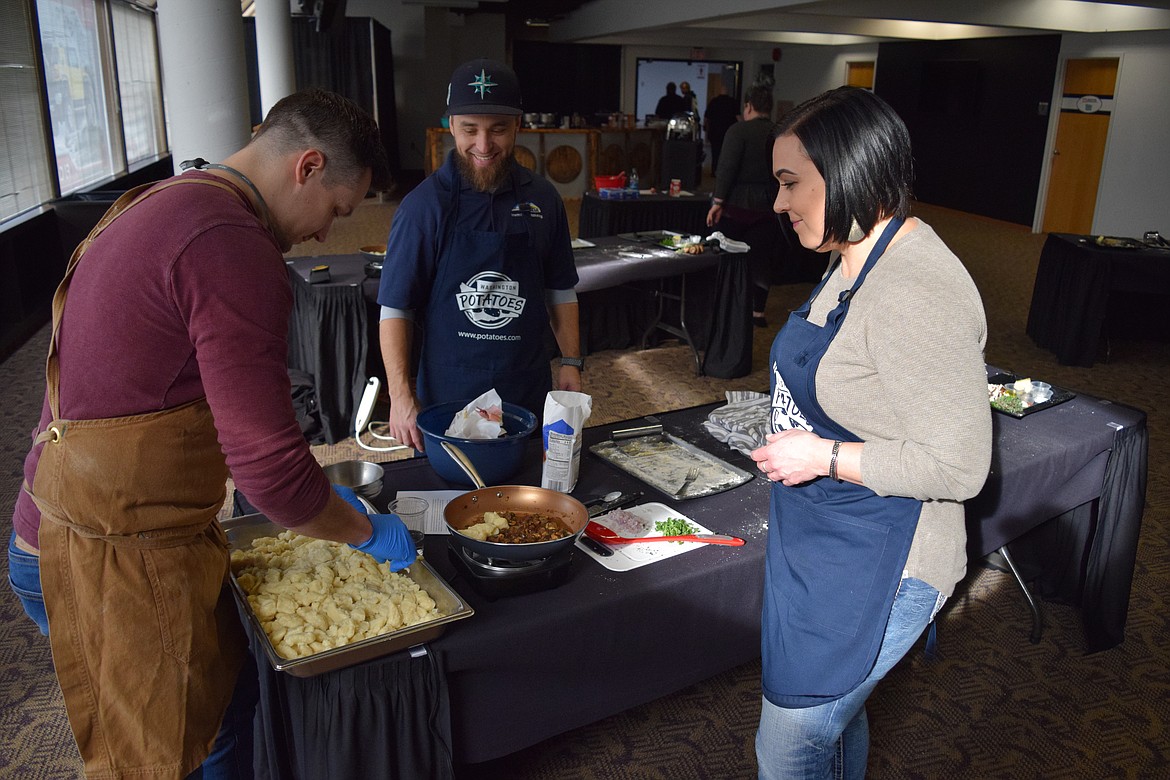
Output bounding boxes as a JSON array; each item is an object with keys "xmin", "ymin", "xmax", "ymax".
[
  {"xmin": 761, "ymin": 218, "xmax": 924, "ymax": 708},
  {"xmin": 416, "ymin": 170, "xmax": 550, "ymax": 418}
]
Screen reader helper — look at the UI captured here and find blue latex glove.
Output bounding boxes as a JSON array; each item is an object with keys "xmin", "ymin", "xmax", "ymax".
[
  {"xmin": 334, "ymin": 485, "xmax": 415, "ymax": 570},
  {"xmin": 351, "ymin": 513, "xmax": 416, "ymax": 571},
  {"xmin": 333, "ymin": 484, "xmax": 367, "ymax": 514}
]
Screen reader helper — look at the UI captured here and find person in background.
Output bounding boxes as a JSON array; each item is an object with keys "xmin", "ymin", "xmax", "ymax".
[
  {"xmin": 704, "ymin": 83, "xmax": 739, "ymax": 175},
  {"xmin": 679, "ymin": 80, "xmax": 700, "ymax": 119},
  {"xmin": 749, "ymin": 86, "xmax": 991, "ymax": 780},
  {"xmin": 377, "ymin": 58, "xmax": 582, "ymax": 451},
  {"xmin": 654, "ymin": 81, "xmax": 689, "ymax": 119},
  {"xmin": 706, "ymin": 83, "xmax": 780, "ymax": 328},
  {"xmin": 6, "ymin": 89, "xmax": 413, "ymax": 779}
]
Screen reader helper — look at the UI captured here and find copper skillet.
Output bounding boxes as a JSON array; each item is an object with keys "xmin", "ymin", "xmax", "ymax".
[{"xmin": 439, "ymin": 441, "xmax": 588, "ymax": 563}]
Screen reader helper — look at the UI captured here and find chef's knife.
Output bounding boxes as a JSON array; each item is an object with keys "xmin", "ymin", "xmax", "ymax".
[
  {"xmin": 586, "ymin": 491, "xmax": 643, "ymax": 518},
  {"xmin": 579, "ymin": 535, "xmax": 614, "ymax": 557}
]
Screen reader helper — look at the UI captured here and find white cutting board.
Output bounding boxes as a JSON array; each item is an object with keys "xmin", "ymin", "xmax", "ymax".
[{"xmin": 575, "ymin": 502, "xmax": 714, "ymax": 572}]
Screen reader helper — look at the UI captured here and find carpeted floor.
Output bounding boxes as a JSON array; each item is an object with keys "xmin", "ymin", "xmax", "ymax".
[{"xmin": 2, "ymin": 197, "xmax": 1168, "ymax": 779}]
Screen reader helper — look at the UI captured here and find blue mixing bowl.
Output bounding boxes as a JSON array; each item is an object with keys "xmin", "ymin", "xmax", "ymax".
[{"xmin": 416, "ymin": 401, "xmax": 538, "ymax": 486}]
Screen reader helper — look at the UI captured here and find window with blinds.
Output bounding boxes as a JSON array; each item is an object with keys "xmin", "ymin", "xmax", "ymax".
[
  {"xmin": 111, "ymin": 1, "xmax": 165, "ymax": 167},
  {"xmin": 37, "ymin": 0, "xmax": 116, "ymax": 194},
  {"xmin": 0, "ymin": 1, "xmax": 55, "ymax": 225}
]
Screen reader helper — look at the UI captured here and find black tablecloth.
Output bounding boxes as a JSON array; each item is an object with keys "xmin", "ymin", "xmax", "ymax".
[
  {"xmin": 573, "ymin": 234, "xmax": 751, "ymax": 376},
  {"xmin": 246, "ymin": 387, "xmax": 1147, "ymax": 773},
  {"xmin": 1026, "ymin": 233, "xmax": 1170, "ymax": 366},
  {"xmin": 964, "ymin": 370, "xmax": 1147, "ymax": 651},
  {"xmin": 578, "ymin": 192, "xmax": 711, "ymax": 239},
  {"xmin": 250, "ymin": 626, "xmax": 455, "ymax": 780},
  {"xmin": 573, "ymin": 234, "xmax": 719, "ymax": 292},
  {"xmin": 286, "ymin": 255, "xmax": 381, "ymax": 444}
]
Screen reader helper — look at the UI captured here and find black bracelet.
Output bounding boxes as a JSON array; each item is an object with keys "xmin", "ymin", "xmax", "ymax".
[
  {"xmin": 829, "ymin": 440, "xmax": 841, "ymax": 481},
  {"xmin": 559, "ymin": 356, "xmax": 584, "ymax": 371}
]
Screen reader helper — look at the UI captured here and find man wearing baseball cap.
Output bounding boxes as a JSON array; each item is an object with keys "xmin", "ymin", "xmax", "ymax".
[{"xmin": 376, "ymin": 58, "xmax": 582, "ymax": 448}]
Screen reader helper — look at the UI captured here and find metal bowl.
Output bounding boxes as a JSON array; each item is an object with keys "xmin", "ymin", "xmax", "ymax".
[
  {"xmin": 322, "ymin": 460, "xmax": 384, "ymax": 499},
  {"xmin": 416, "ymin": 401, "xmax": 537, "ymax": 486}
]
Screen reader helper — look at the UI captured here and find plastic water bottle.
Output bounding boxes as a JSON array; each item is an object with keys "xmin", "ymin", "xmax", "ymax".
[{"xmin": 629, "ymin": 168, "xmax": 640, "ymax": 198}]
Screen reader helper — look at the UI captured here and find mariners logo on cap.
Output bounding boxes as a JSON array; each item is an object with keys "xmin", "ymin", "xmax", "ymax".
[
  {"xmin": 447, "ymin": 58, "xmax": 522, "ymax": 115},
  {"xmin": 468, "ymin": 69, "xmax": 498, "ymax": 99}
]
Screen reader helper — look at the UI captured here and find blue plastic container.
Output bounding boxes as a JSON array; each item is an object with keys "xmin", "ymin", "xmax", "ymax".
[{"xmin": 415, "ymin": 401, "xmax": 538, "ymax": 486}]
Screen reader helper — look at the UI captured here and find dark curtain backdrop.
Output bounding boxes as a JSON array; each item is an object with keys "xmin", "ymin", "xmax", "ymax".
[
  {"xmin": 875, "ymin": 35, "xmax": 1061, "ymax": 226},
  {"xmin": 243, "ymin": 17, "xmax": 400, "ymax": 173},
  {"xmin": 513, "ymin": 41, "xmax": 622, "ymax": 120}
]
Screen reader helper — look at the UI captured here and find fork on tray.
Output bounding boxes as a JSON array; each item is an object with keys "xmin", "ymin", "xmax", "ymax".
[{"xmin": 677, "ymin": 466, "xmax": 700, "ymax": 496}]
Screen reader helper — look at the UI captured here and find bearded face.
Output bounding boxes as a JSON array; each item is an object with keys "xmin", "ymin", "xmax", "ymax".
[
  {"xmin": 455, "ymin": 145, "xmax": 512, "ymax": 191},
  {"xmin": 449, "ymin": 115, "xmax": 519, "ymax": 192}
]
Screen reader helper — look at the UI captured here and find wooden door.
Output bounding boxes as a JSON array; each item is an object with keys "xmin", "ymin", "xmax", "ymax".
[
  {"xmin": 846, "ymin": 61, "xmax": 874, "ymax": 89},
  {"xmin": 1041, "ymin": 58, "xmax": 1119, "ymax": 234}
]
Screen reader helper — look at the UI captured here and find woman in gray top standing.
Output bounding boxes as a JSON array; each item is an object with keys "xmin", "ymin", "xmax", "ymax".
[
  {"xmin": 707, "ymin": 84, "xmax": 780, "ymax": 327},
  {"xmin": 749, "ymin": 86, "xmax": 991, "ymax": 779}
]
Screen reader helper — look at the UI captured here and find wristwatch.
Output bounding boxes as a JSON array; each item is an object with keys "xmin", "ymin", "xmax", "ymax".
[{"xmin": 559, "ymin": 356, "xmax": 585, "ymax": 371}]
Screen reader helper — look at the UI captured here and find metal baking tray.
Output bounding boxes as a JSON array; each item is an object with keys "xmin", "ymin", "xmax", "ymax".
[
  {"xmin": 589, "ymin": 432, "xmax": 754, "ymax": 500},
  {"xmin": 223, "ymin": 513, "xmax": 473, "ymax": 677}
]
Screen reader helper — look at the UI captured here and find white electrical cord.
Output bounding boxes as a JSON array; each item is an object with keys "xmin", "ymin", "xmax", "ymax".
[
  {"xmin": 366, "ymin": 423, "xmax": 398, "ymax": 441},
  {"xmin": 354, "ymin": 377, "xmax": 411, "ymax": 453},
  {"xmin": 356, "ymin": 425, "xmax": 411, "ymax": 453}
]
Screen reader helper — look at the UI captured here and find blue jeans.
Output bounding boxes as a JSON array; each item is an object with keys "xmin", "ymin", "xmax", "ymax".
[
  {"xmin": 6, "ymin": 532, "xmax": 255, "ymax": 778},
  {"xmin": 7, "ymin": 532, "xmax": 48, "ymax": 634},
  {"xmin": 756, "ymin": 577, "xmax": 945, "ymax": 780}
]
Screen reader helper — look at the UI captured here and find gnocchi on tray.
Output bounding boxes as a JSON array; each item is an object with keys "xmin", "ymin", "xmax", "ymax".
[{"xmin": 230, "ymin": 531, "xmax": 443, "ymax": 660}]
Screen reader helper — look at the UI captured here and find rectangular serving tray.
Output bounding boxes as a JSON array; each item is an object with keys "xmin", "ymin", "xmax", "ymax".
[
  {"xmin": 223, "ymin": 513, "xmax": 473, "ymax": 677},
  {"xmin": 589, "ymin": 432, "xmax": 754, "ymax": 500},
  {"xmin": 987, "ymin": 372, "xmax": 1076, "ymax": 418}
]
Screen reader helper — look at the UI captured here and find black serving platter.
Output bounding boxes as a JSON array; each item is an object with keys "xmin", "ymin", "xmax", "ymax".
[
  {"xmin": 1090, "ymin": 235, "xmax": 1145, "ymax": 250},
  {"xmin": 987, "ymin": 372, "xmax": 1076, "ymax": 418}
]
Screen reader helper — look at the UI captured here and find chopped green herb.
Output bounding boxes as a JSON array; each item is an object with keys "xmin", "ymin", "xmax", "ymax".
[
  {"xmin": 655, "ymin": 517, "xmax": 697, "ymax": 540},
  {"xmin": 990, "ymin": 395, "xmax": 1025, "ymax": 414}
]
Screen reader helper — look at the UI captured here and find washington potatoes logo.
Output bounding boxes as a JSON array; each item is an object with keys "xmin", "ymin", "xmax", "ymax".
[
  {"xmin": 770, "ymin": 364, "xmax": 811, "ymax": 433},
  {"xmin": 456, "ymin": 271, "xmax": 526, "ymax": 329}
]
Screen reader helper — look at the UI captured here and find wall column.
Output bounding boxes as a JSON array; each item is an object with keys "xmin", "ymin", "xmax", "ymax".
[
  {"xmin": 254, "ymin": 0, "xmax": 297, "ymax": 115},
  {"xmin": 156, "ymin": 0, "xmax": 251, "ymax": 171}
]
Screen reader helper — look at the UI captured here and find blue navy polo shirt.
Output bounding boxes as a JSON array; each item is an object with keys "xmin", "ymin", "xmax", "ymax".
[{"xmin": 377, "ymin": 151, "xmax": 577, "ymax": 313}]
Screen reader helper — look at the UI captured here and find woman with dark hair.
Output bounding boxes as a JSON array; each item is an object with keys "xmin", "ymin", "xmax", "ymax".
[{"xmin": 749, "ymin": 86, "xmax": 991, "ymax": 779}]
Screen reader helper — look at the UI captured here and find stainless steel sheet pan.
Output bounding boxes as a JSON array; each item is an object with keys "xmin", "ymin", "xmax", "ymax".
[
  {"xmin": 589, "ymin": 433, "xmax": 754, "ymax": 500},
  {"xmin": 223, "ymin": 513, "xmax": 473, "ymax": 677}
]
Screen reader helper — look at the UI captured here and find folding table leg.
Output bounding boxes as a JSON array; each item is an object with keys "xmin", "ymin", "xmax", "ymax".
[
  {"xmin": 994, "ymin": 545, "xmax": 1044, "ymax": 643},
  {"xmin": 638, "ymin": 276, "xmax": 703, "ymax": 375}
]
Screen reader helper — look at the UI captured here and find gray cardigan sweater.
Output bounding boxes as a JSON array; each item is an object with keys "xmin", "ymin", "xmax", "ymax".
[{"xmin": 805, "ymin": 221, "xmax": 992, "ymax": 596}]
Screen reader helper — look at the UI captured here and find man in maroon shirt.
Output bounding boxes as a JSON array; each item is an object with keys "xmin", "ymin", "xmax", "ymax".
[{"xmin": 7, "ymin": 89, "xmax": 411, "ymax": 779}]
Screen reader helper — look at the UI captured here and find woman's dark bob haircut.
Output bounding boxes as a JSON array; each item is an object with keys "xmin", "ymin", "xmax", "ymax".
[{"xmin": 771, "ymin": 86, "xmax": 913, "ymax": 247}]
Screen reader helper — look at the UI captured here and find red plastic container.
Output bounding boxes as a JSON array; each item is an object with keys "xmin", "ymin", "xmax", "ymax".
[{"xmin": 593, "ymin": 172, "xmax": 627, "ymax": 190}]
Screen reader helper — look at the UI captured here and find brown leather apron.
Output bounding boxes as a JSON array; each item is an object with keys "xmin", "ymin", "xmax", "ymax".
[{"xmin": 27, "ymin": 178, "xmax": 250, "ymax": 779}]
